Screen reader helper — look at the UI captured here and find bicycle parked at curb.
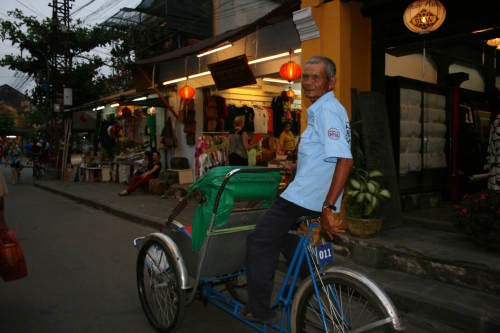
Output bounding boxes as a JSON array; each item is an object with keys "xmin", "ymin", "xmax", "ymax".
[
  {"xmin": 32, "ymin": 156, "xmax": 45, "ymax": 180},
  {"xmin": 133, "ymin": 167, "xmax": 405, "ymax": 333}
]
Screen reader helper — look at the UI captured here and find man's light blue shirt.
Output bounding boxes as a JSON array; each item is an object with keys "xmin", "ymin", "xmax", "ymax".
[{"xmin": 281, "ymin": 91, "xmax": 352, "ymax": 212}]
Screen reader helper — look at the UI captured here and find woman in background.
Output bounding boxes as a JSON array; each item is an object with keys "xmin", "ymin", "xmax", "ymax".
[
  {"xmin": 279, "ymin": 121, "xmax": 295, "ymax": 150},
  {"xmin": 119, "ymin": 151, "xmax": 162, "ymax": 196},
  {"xmin": 132, "ymin": 151, "xmax": 151, "ymax": 177},
  {"xmin": 226, "ymin": 115, "xmax": 255, "ymax": 166}
]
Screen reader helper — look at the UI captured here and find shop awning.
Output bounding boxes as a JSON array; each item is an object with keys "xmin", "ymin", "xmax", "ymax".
[{"xmin": 125, "ymin": 0, "xmax": 300, "ymax": 68}]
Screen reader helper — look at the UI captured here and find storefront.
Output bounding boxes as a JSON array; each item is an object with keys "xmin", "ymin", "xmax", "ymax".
[{"xmin": 126, "ymin": 3, "xmax": 303, "ymax": 183}]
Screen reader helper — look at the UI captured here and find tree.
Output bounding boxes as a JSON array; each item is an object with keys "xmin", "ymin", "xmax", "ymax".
[
  {"xmin": 0, "ymin": 114, "xmax": 15, "ymax": 136},
  {"xmin": 0, "ymin": 9, "xmax": 127, "ymax": 111}
]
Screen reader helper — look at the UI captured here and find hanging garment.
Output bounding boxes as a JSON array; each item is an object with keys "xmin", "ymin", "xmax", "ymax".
[{"xmin": 485, "ymin": 116, "xmax": 500, "ymax": 190}]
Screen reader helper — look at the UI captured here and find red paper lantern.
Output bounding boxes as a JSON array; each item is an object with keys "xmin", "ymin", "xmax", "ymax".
[
  {"xmin": 286, "ymin": 89, "xmax": 295, "ymax": 98},
  {"xmin": 121, "ymin": 107, "xmax": 131, "ymax": 117},
  {"xmin": 80, "ymin": 114, "xmax": 89, "ymax": 122},
  {"xmin": 280, "ymin": 61, "xmax": 302, "ymax": 82},
  {"xmin": 179, "ymin": 86, "xmax": 195, "ymax": 99}
]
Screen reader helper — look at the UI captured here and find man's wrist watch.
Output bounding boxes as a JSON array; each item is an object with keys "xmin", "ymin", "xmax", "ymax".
[{"xmin": 322, "ymin": 201, "xmax": 336, "ymax": 210}]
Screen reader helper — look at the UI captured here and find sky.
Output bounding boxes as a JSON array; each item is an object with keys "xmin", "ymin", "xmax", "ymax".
[{"xmin": 0, "ymin": 0, "xmax": 142, "ymax": 94}]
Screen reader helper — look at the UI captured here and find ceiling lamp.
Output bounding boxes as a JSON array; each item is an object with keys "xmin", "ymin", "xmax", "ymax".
[
  {"xmin": 197, "ymin": 43, "xmax": 232, "ymax": 57},
  {"xmin": 179, "ymin": 85, "xmax": 195, "ymax": 99},
  {"xmin": 403, "ymin": 0, "xmax": 446, "ymax": 75},
  {"xmin": 163, "ymin": 77, "xmax": 187, "ymax": 85}
]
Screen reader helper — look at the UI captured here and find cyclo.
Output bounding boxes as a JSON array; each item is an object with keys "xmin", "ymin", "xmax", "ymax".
[{"xmin": 133, "ymin": 167, "xmax": 404, "ymax": 333}]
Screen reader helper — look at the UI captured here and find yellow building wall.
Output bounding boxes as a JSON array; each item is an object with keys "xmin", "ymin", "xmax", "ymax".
[
  {"xmin": 300, "ymin": 0, "xmax": 371, "ymax": 116},
  {"xmin": 300, "ymin": 0, "xmax": 371, "ymax": 228}
]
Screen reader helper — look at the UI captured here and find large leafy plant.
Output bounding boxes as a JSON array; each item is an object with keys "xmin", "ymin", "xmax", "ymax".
[
  {"xmin": 344, "ymin": 123, "xmax": 391, "ymax": 219},
  {"xmin": 345, "ymin": 163, "xmax": 391, "ymax": 218}
]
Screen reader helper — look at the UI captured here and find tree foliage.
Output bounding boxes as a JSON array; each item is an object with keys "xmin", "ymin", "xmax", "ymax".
[
  {"xmin": 0, "ymin": 9, "xmax": 128, "ymax": 111},
  {"xmin": 0, "ymin": 114, "xmax": 15, "ymax": 136}
]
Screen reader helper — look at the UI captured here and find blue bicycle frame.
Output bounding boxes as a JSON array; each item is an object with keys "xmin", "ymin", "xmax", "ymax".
[{"xmin": 200, "ymin": 221, "xmax": 334, "ymax": 333}]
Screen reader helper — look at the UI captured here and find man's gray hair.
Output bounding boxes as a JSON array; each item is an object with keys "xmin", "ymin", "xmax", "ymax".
[{"xmin": 306, "ymin": 56, "xmax": 336, "ymax": 80}]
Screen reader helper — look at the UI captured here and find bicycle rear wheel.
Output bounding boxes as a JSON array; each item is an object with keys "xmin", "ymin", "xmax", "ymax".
[
  {"xmin": 291, "ymin": 272, "xmax": 396, "ymax": 333},
  {"xmin": 137, "ymin": 238, "xmax": 186, "ymax": 333},
  {"xmin": 34, "ymin": 166, "xmax": 40, "ymax": 180}
]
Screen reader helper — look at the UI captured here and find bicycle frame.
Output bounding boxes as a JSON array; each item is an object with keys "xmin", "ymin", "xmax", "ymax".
[
  {"xmin": 201, "ymin": 222, "xmax": 327, "ymax": 333},
  {"xmin": 135, "ymin": 168, "xmax": 404, "ymax": 333}
]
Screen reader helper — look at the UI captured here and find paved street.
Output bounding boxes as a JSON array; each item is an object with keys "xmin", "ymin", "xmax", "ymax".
[
  {"xmin": 0, "ymin": 165, "xmax": 474, "ymax": 333},
  {"xmin": 0, "ymin": 166, "xmax": 255, "ymax": 333}
]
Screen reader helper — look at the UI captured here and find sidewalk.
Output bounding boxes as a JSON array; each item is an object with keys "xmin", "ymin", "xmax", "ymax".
[{"xmin": 34, "ymin": 179, "xmax": 500, "ymax": 332}]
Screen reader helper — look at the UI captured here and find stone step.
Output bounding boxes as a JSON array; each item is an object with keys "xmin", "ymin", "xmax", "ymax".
[
  {"xmin": 332, "ymin": 227, "xmax": 500, "ymax": 297},
  {"xmin": 332, "ymin": 255, "xmax": 500, "ymax": 333}
]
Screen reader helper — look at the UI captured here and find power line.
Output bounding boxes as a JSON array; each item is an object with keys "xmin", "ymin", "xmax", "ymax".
[
  {"xmin": 14, "ymin": 0, "xmax": 47, "ymax": 19},
  {"xmin": 71, "ymin": 0, "xmax": 96, "ymax": 16}
]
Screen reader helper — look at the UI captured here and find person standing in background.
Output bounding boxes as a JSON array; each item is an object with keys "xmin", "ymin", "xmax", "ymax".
[
  {"xmin": 0, "ymin": 172, "xmax": 9, "ymax": 235},
  {"xmin": 40, "ymin": 139, "xmax": 50, "ymax": 174},
  {"xmin": 279, "ymin": 121, "xmax": 295, "ymax": 150},
  {"xmin": 226, "ymin": 115, "xmax": 255, "ymax": 166},
  {"xmin": 24, "ymin": 140, "xmax": 34, "ymax": 165},
  {"xmin": 5, "ymin": 142, "xmax": 22, "ymax": 184},
  {"xmin": 0, "ymin": 171, "xmax": 8, "ymax": 234}
]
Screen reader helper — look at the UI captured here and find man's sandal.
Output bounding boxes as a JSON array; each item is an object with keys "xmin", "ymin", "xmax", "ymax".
[{"xmin": 239, "ymin": 304, "xmax": 278, "ymax": 324}]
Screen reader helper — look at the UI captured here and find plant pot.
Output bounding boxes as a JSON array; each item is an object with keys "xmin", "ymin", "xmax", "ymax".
[{"xmin": 345, "ymin": 216, "xmax": 384, "ymax": 238}]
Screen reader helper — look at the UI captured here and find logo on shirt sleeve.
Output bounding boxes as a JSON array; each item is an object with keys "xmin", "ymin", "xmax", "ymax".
[{"xmin": 328, "ymin": 128, "xmax": 340, "ymax": 140}]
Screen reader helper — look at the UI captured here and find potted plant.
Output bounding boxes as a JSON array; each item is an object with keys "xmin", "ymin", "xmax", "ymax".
[
  {"xmin": 452, "ymin": 189, "xmax": 500, "ymax": 251},
  {"xmin": 343, "ymin": 145, "xmax": 391, "ymax": 238},
  {"xmin": 344, "ymin": 167, "xmax": 391, "ymax": 238}
]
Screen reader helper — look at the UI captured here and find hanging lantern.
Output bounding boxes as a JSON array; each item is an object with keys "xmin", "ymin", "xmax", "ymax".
[
  {"xmin": 179, "ymin": 85, "xmax": 195, "ymax": 99},
  {"xmin": 280, "ymin": 61, "xmax": 301, "ymax": 82},
  {"xmin": 403, "ymin": 1, "xmax": 446, "ymax": 76},
  {"xmin": 403, "ymin": 0, "xmax": 446, "ymax": 35},
  {"xmin": 286, "ymin": 88, "xmax": 295, "ymax": 98},
  {"xmin": 80, "ymin": 114, "xmax": 89, "ymax": 122},
  {"xmin": 487, "ymin": 38, "xmax": 500, "ymax": 49},
  {"xmin": 121, "ymin": 107, "xmax": 131, "ymax": 117}
]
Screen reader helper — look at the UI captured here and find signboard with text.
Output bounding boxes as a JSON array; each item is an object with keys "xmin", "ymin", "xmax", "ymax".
[{"xmin": 207, "ymin": 55, "xmax": 257, "ymax": 91}]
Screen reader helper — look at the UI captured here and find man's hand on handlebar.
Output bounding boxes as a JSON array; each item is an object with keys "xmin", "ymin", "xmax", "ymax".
[{"xmin": 320, "ymin": 208, "xmax": 345, "ymax": 240}]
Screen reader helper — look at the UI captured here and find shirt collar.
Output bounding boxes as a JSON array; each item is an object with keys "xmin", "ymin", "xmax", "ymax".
[{"xmin": 307, "ymin": 91, "xmax": 335, "ymax": 116}]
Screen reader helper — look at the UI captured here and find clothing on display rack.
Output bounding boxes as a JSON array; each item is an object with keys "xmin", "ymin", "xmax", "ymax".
[
  {"xmin": 485, "ymin": 114, "xmax": 500, "ymax": 190},
  {"xmin": 194, "ymin": 133, "xmax": 228, "ymax": 179}
]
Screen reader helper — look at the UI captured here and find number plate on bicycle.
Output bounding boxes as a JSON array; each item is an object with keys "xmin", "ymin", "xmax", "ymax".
[{"xmin": 316, "ymin": 243, "xmax": 334, "ymax": 265}]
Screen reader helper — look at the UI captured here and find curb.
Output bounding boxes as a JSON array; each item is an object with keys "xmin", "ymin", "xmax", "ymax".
[
  {"xmin": 333, "ymin": 255, "xmax": 500, "ymax": 333},
  {"xmin": 332, "ymin": 235, "xmax": 500, "ymax": 297},
  {"xmin": 33, "ymin": 182, "xmax": 164, "ymax": 230}
]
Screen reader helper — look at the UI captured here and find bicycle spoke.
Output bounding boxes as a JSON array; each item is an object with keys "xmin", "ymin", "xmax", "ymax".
[{"xmin": 137, "ymin": 240, "xmax": 185, "ymax": 332}]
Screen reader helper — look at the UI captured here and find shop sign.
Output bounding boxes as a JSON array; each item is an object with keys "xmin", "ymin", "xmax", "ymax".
[{"xmin": 207, "ymin": 55, "xmax": 256, "ymax": 91}]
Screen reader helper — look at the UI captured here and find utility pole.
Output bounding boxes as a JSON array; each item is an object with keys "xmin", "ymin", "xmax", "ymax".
[{"xmin": 48, "ymin": 0, "xmax": 73, "ymax": 178}]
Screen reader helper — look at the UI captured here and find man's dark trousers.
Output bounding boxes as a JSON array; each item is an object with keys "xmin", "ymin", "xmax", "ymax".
[{"xmin": 245, "ymin": 197, "xmax": 319, "ymax": 319}]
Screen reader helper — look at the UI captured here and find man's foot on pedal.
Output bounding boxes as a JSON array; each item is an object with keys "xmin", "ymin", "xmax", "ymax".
[{"xmin": 239, "ymin": 304, "xmax": 278, "ymax": 324}]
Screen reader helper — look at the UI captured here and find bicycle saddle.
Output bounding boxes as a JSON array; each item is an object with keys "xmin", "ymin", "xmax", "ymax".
[{"xmin": 294, "ymin": 214, "xmax": 321, "ymax": 224}]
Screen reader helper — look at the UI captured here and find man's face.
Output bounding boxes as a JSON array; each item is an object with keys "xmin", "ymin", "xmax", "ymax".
[{"xmin": 301, "ymin": 63, "xmax": 336, "ymax": 103}]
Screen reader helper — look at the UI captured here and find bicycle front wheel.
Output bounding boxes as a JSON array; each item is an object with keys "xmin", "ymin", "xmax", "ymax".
[
  {"xmin": 137, "ymin": 238, "xmax": 186, "ymax": 333},
  {"xmin": 291, "ymin": 272, "xmax": 396, "ymax": 333}
]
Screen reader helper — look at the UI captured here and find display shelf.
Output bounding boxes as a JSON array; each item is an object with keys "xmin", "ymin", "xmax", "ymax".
[{"xmin": 386, "ymin": 76, "xmax": 452, "ymax": 195}]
